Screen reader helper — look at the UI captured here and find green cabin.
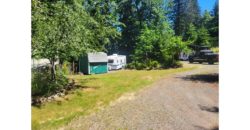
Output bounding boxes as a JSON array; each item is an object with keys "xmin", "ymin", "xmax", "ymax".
[{"xmin": 79, "ymin": 52, "xmax": 108, "ymax": 74}]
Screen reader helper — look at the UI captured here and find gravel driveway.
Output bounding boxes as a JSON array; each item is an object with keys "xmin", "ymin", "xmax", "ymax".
[{"xmin": 61, "ymin": 62, "xmax": 219, "ymax": 130}]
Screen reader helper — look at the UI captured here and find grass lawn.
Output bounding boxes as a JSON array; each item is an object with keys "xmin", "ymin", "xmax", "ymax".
[{"xmin": 32, "ymin": 66, "xmax": 196, "ymax": 130}]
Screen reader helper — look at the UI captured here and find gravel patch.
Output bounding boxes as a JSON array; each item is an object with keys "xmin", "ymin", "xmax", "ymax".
[{"xmin": 61, "ymin": 62, "xmax": 219, "ymax": 130}]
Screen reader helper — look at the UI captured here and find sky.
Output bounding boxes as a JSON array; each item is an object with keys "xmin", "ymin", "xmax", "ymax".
[{"xmin": 198, "ymin": 0, "xmax": 218, "ymax": 14}]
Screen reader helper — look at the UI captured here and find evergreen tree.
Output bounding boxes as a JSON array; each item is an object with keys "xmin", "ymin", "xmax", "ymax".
[
  {"xmin": 201, "ymin": 10, "xmax": 213, "ymax": 27},
  {"xmin": 196, "ymin": 26, "xmax": 211, "ymax": 46},
  {"xmin": 116, "ymin": 0, "xmax": 167, "ymax": 61},
  {"xmin": 209, "ymin": 1, "xmax": 219, "ymax": 47},
  {"xmin": 170, "ymin": 0, "xmax": 200, "ymax": 37},
  {"xmin": 129, "ymin": 0, "xmax": 187, "ymax": 69},
  {"xmin": 117, "ymin": 0, "xmax": 146, "ymax": 59},
  {"xmin": 184, "ymin": 23, "xmax": 198, "ymax": 43}
]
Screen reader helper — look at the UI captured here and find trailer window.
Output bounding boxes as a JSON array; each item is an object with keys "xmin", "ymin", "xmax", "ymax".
[{"xmin": 108, "ymin": 59, "xmax": 114, "ymax": 63}]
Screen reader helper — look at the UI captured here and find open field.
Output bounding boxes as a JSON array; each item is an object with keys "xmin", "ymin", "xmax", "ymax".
[{"xmin": 32, "ymin": 64, "xmax": 196, "ymax": 130}]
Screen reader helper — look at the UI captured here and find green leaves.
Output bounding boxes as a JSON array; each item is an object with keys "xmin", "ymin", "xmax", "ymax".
[
  {"xmin": 132, "ymin": 18, "xmax": 187, "ymax": 69},
  {"xmin": 182, "ymin": 6, "xmax": 219, "ymax": 47},
  {"xmin": 196, "ymin": 26, "xmax": 211, "ymax": 46},
  {"xmin": 32, "ymin": 0, "xmax": 218, "ymax": 71},
  {"xmin": 32, "ymin": 0, "xmax": 121, "ymax": 81},
  {"xmin": 32, "ymin": 0, "xmax": 120, "ymax": 61},
  {"xmin": 184, "ymin": 23, "xmax": 198, "ymax": 43},
  {"xmin": 170, "ymin": 0, "xmax": 201, "ymax": 36}
]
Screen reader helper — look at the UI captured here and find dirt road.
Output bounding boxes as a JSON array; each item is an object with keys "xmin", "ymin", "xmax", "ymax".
[{"xmin": 62, "ymin": 62, "xmax": 218, "ymax": 130}]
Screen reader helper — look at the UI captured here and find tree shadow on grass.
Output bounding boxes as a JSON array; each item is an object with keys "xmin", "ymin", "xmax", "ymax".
[
  {"xmin": 198, "ymin": 104, "xmax": 219, "ymax": 113},
  {"xmin": 76, "ymin": 85, "xmax": 100, "ymax": 91},
  {"xmin": 74, "ymin": 77, "xmax": 100, "ymax": 90},
  {"xmin": 193, "ymin": 105, "xmax": 219, "ymax": 130},
  {"xmin": 180, "ymin": 73, "xmax": 219, "ymax": 83}
]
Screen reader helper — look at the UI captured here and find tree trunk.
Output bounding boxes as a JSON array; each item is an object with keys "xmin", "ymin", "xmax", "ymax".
[
  {"xmin": 59, "ymin": 58, "xmax": 63, "ymax": 70},
  {"xmin": 72, "ymin": 61, "xmax": 75, "ymax": 74},
  {"xmin": 51, "ymin": 60, "xmax": 56, "ymax": 81}
]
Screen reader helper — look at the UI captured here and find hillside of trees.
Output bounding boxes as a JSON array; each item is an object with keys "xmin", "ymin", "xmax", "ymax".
[{"xmin": 32, "ymin": 0, "xmax": 218, "ymax": 96}]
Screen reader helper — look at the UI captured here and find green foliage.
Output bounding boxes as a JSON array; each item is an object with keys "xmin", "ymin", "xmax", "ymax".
[
  {"xmin": 209, "ymin": 1, "xmax": 219, "ymax": 47},
  {"xmin": 130, "ymin": 22, "xmax": 187, "ymax": 69},
  {"xmin": 201, "ymin": 10, "xmax": 213, "ymax": 28},
  {"xmin": 32, "ymin": 0, "xmax": 218, "ymax": 76},
  {"xmin": 148, "ymin": 60, "xmax": 161, "ymax": 70},
  {"xmin": 84, "ymin": 0, "xmax": 122, "ymax": 52},
  {"xmin": 32, "ymin": 68, "xmax": 68, "ymax": 97},
  {"xmin": 116, "ymin": 0, "xmax": 168, "ymax": 58},
  {"xmin": 183, "ymin": 9, "xmax": 218, "ymax": 48},
  {"xmin": 161, "ymin": 36, "xmax": 187, "ymax": 67},
  {"xmin": 32, "ymin": 0, "xmax": 97, "ymax": 60},
  {"xmin": 170, "ymin": 0, "xmax": 201, "ymax": 36},
  {"xmin": 62, "ymin": 61, "xmax": 71, "ymax": 75},
  {"xmin": 32, "ymin": 0, "xmax": 120, "ymax": 80},
  {"xmin": 126, "ymin": 60, "xmax": 160, "ymax": 70},
  {"xmin": 184, "ymin": 23, "xmax": 198, "ymax": 43},
  {"xmin": 196, "ymin": 26, "xmax": 211, "ymax": 46},
  {"xmin": 169, "ymin": 0, "xmax": 218, "ymax": 47},
  {"xmin": 174, "ymin": 61, "xmax": 183, "ymax": 68}
]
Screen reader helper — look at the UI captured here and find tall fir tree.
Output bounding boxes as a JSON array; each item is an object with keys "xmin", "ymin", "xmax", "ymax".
[
  {"xmin": 171, "ymin": 0, "xmax": 200, "ymax": 37},
  {"xmin": 209, "ymin": 1, "xmax": 219, "ymax": 47},
  {"xmin": 116, "ymin": 0, "xmax": 167, "ymax": 61}
]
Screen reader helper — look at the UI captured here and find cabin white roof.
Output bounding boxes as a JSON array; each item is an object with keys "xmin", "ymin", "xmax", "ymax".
[{"xmin": 88, "ymin": 52, "xmax": 108, "ymax": 63}]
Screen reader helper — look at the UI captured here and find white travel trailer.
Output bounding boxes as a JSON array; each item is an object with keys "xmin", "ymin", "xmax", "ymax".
[
  {"xmin": 107, "ymin": 54, "xmax": 126, "ymax": 70},
  {"xmin": 32, "ymin": 58, "xmax": 59, "ymax": 68},
  {"xmin": 179, "ymin": 52, "xmax": 189, "ymax": 61}
]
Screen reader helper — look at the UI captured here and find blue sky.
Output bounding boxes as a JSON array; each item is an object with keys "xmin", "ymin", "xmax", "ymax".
[{"xmin": 198, "ymin": 0, "xmax": 218, "ymax": 14}]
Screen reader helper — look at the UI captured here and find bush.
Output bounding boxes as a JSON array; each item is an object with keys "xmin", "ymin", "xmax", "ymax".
[
  {"xmin": 147, "ymin": 60, "xmax": 160, "ymax": 70},
  {"xmin": 62, "ymin": 61, "xmax": 71, "ymax": 75},
  {"xmin": 126, "ymin": 60, "xmax": 161, "ymax": 70},
  {"xmin": 127, "ymin": 59, "xmax": 181, "ymax": 70},
  {"xmin": 125, "ymin": 63, "xmax": 135, "ymax": 69},
  {"xmin": 32, "ymin": 67, "xmax": 69, "ymax": 97},
  {"xmin": 173, "ymin": 61, "xmax": 183, "ymax": 68},
  {"xmin": 126, "ymin": 62, "xmax": 147, "ymax": 70},
  {"xmin": 135, "ymin": 62, "xmax": 146, "ymax": 70}
]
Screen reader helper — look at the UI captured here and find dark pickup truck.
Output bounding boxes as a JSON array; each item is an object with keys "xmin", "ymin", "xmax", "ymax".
[{"xmin": 188, "ymin": 49, "xmax": 219, "ymax": 64}]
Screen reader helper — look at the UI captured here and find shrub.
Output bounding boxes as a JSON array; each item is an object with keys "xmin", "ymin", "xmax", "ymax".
[
  {"xmin": 135, "ymin": 62, "xmax": 146, "ymax": 70},
  {"xmin": 62, "ymin": 61, "xmax": 71, "ymax": 75},
  {"xmin": 173, "ymin": 61, "xmax": 183, "ymax": 68},
  {"xmin": 125, "ymin": 63, "xmax": 135, "ymax": 69},
  {"xmin": 126, "ymin": 62, "xmax": 147, "ymax": 70},
  {"xmin": 127, "ymin": 61, "xmax": 161, "ymax": 70},
  {"xmin": 32, "ymin": 67, "xmax": 68, "ymax": 97},
  {"xmin": 147, "ymin": 60, "xmax": 160, "ymax": 69}
]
